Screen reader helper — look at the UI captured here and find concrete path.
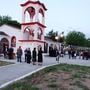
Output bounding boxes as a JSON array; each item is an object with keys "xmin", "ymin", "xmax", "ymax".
[{"xmin": 0, "ymin": 55, "xmax": 90, "ymax": 89}]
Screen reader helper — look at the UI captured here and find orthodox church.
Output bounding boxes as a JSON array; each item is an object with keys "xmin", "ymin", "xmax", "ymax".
[
  {"xmin": 0, "ymin": 0, "xmax": 48, "ymax": 53},
  {"xmin": 0, "ymin": 0, "xmax": 61, "ymax": 55}
]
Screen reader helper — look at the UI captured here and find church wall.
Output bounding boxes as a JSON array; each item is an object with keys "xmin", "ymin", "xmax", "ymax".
[
  {"xmin": 0, "ymin": 25, "xmax": 22, "ymax": 40},
  {"xmin": 0, "ymin": 25, "xmax": 22, "ymax": 53},
  {"xmin": 45, "ymin": 39, "xmax": 61, "ymax": 52},
  {"xmin": 20, "ymin": 41, "xmax": 44, "ymax": 54}
]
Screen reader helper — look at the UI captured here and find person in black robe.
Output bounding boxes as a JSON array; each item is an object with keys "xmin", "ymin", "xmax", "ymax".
[
  {"xmin": 38, "ymin": 47, "xmax": 43, "ymax": 65},
  {"xmin": 32, "ymin": 48, "xmax": 37, "ymax": 65},
  {"xmin": 8, "ymin": 47, "xmax": 14, "ymax": 59},
  {"xmin": 24, "ymin": 48, "xmax": 28, "ymax": 62},
  {"xmin": 27, "ymin": 48, "xmax": 31, "ymax": 64},
  {"xmin": 3, "ymin": 45, "xmax": 9, "ymax": 58}
]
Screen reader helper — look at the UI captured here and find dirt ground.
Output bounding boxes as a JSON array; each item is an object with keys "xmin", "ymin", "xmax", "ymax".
[
  {"xmin": 2, "ymin": 64, "xmax": 90, "ymax": 90},
  {"xmin": 29, "ymin": 64, "xmax": 90, "ymax": 90},
  {"xmin": 29, "ymin": 72, "xmax": 90, "ymax": 90}
]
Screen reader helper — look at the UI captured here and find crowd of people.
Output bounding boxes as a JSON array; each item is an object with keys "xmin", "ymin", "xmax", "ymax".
[
  {"xmin": 2, "ymin": 44, "xmax": 90, "ymax": 65},
  {"xmin": 3, "ymin": 45, "xmax": 14, "ymax": 59},
  {"xmin": 49, "ymin": 44, "xmax": 90, "ymax": 63},
  {"xmin": 16, "ymin": 46, "xmax": 44, "ymax": 65},
  {"xmin": 49, "ymin": 44, "xmax": 64, "ymax": 57},
  {"xmin": 68, "ymin": 48, "xmax": 90, "ymax": 60}
]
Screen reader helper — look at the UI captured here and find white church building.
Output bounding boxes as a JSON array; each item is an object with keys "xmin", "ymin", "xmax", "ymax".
[{"xmin": 0, "ymin": 0, "xmax": 60, "ymax": 54}]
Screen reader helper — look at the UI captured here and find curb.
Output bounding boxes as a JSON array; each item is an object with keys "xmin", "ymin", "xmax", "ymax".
[
  {"xmin": 0, "ymin": 63, "xmax": 20, "ymax": 69},
  {"xmin": 0, "ymin": 63, "xmax": 60, "ymax": 89}
]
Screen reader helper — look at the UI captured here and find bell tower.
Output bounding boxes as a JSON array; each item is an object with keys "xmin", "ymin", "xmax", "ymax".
[{"xmin": 20, "ymin": 0, "xmax": 47, "ymax": 50}]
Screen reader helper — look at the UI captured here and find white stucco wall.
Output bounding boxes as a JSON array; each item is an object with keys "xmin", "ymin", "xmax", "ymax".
[
  {"xmin": 0, "ymin": 24, "xmax": 22, "ymax": 53},
  {"xmin": 0, "ymin": 24, "xmax": 45, "ymax": 54},
  {"xmin": 0, "ymin": 25, "xmax": 21, "ymax": 40},
  {"xmin": 45, "ymin": 39, "xmax": 61, "ymax": 52}
]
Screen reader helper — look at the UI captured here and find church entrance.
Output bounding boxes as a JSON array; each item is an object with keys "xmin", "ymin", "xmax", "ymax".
[{"xmin": 0, "ymin": 38, "xmax": 9, "ymax": 54}]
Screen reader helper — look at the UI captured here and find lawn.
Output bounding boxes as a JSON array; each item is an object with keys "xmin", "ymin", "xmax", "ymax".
[
  {"xmin": 0, "ymin": 61, "xmax": 14, "ymax": 66},
  {"xmin": 1, "ymin": 64, "xmax": 90, "ymax": 90}
]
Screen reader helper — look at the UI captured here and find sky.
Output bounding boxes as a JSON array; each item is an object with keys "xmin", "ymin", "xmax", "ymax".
[{"xmin": 0, "ymin": 0, "xmax": 90, "ymax": 38}]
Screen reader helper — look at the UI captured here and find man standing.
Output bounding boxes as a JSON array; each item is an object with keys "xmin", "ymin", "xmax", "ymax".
[{"xmin": 16, "ymin": 46, "xmax": 23, "ymax": 62}]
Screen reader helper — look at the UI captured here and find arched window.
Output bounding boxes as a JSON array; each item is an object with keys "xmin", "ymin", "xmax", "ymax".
[
  {"xmin": 24, "ymin": 27, "xmax": 30, "ymax": 40},
  {"xmin": 25, "ymin": 11, "xmax": 31, "ymax": 23},
  {"xmin": 24, "ymin": 27, "xmax": 34, "ymax": 36},
  {"xmin": 11, "ymin": 36, "xmax": 16, "ymax": 47},
  {"xmin": 24, "ymin": 27, "xmax": 34, "ymax": 40},
  {"xmin": 24, "ymin": 27, "xmax": 30, "ymax": 33},
  {"xmin": 1, "ymin": 38, "xmax": 9, "ymax": 45},
  {"xmin": 0, "ymin": 38, "xmax": 9, "ymax": 53},
  {"xmin": 24, "ymin": 7, "xmax": 35, "ymax": 22},
  {"xmin": 37, "ymin": 27, "xmax": 43, "ymax": 40},
  {"xmin": 38, "ymin": 8, "xmax": 44, "ymax": 24}
]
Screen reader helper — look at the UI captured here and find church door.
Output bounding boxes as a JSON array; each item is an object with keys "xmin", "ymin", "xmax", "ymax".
[{"xmin": 0, "ymin": 38, "xmax": 9, "ymax": 53}]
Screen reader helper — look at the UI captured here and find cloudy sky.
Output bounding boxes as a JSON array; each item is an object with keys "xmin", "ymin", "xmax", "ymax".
[{"xmin": 0, "ymin": 0, "xmax": 90, "ymax": 38}]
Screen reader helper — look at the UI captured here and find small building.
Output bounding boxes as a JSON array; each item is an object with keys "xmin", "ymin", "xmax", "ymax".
[
  {"xmin": 0, "ymin": 24, "xmax": 61, "ymax": 54},
  {"xmin": 0, "ymin": 24, "xmax": 21, "ymax": 53},
  {"xmin": 0, "ymin": 0, "xmax": 47, "ymax": 53}
]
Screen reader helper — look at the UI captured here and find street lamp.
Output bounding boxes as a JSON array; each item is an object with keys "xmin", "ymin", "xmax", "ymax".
[
  {"xmin": 55, "ymin": 31, "xmax": 64, "ymax": 46},
  {"xmin": 60, "ymin": 32, "xmax": 64, "ymax": 57},
  {"xmin": 55, "ymin": 32, "xmax": 64, "ymax": 43},
  {"xmin": 60, "ymin": 33, "xmax": 64, "ymax": 38},
  {"xmin": 60, "ymin": 32, "xmax": 64, "ymax": 38},
  {"xmin": 60, "ymin": 32, "xmax": 64, "ymax": 43},
  {"xmin": 55, "ymin": 36, "xmax": 59, "ymax": 41}
]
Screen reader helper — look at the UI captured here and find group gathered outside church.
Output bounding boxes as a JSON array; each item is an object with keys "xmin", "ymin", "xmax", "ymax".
[
  {"xmin": 0, "ymin": 0, "xmax": 90, "ymax": 66},
  {"xmin": 1, "ymin": 42, "xmax": 90, "ymax": 66},
  {"xmin": 2, "ymin": 44, "xmax": 44, "ymax": 66}
]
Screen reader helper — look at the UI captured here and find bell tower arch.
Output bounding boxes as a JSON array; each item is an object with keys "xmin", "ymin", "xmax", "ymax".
[{"xmin": 20, "ymin": 0, "xmax": 47, "ymax": 50}]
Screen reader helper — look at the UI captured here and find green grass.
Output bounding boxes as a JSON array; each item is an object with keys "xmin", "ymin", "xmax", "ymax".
[
  {"xmin": 47, "ymin": 83, "xmax": 58, "ymax": 88},
  {"xmin": 1, "ymin": 64, "xmax": 90, "ymax": 90},
  {"xmin": 0, "ymin": 61, "xmax": 14, "ymax": 66},
  {"xmin": 72, "ymin": 81, "xmax": 90, "ymax": 90},
  {"xmin": 2, "ymin": 82, "xmax": 39, "ymax": 90}
]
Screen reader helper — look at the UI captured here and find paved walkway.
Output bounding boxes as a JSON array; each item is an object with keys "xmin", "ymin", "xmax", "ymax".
[{"xmin": 0, "ymin": 55, "xmax": 90, "ymax": 89}]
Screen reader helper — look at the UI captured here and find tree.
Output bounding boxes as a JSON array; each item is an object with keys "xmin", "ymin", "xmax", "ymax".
[
  {"xmin": 65, "ymin": 31, "xmax": 86, "ymax": 46},
  {"xmin": 0, "ymin": 16, "xmax": 11, "ymax": 25},
  {"xmin": 0, "ymin": 16, "xmax": 2, "ymax": 25},
  {"xmin": 0, "ymin": 15, "xmax": 21, "ymax": 28}
]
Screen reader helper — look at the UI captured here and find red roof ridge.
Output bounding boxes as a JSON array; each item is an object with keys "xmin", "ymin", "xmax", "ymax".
[
  {"xmin": 21, "ymin": 22, "xmax": 46, "ymax": 28},
  {"xmin": 21, "ymin": 0, "xmax": 47, "ymax": 11}
]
